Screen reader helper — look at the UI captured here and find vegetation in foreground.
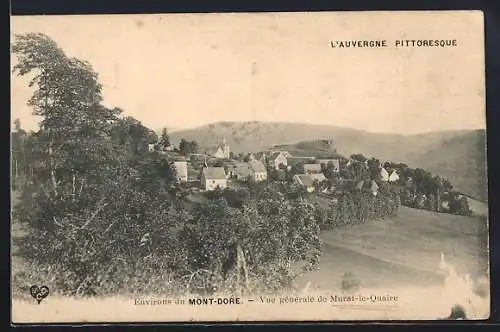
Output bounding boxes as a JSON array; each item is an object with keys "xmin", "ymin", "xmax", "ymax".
[{"xmin": 10, "ymin": 33, "xmax": 484, "ymax": 299}]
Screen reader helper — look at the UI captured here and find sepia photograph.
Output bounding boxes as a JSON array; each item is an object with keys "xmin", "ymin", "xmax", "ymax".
[{"xmin": 10, "ymin": 11, "xmax": 489, "ymax": 323}]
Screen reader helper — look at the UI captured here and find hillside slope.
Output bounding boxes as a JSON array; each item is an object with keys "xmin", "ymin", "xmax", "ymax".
[
  {"xmin": 169, "ymin": 121, "xmax": 467, "ymax": 162},
  {"xmin": 297, "ymin": 206, "xmax": 488, "ymax": 290},
  {"xmin": 407, "ymin": 130, "xmax": 488, "ymax": 202}
]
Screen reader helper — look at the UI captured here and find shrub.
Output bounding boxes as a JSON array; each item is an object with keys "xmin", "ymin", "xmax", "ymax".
[
  {"xmin": 448, "ymin": 193, "xmax": 472, "ymax": 216},
  {"xmin": 341, "ymin": 271, "xmax": 360, "ymax": 292}
]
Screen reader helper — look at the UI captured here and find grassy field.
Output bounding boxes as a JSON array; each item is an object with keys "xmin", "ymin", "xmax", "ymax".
[{"xmin": 296, "ymin": 206, "xmax": 489, "ymax": 291}]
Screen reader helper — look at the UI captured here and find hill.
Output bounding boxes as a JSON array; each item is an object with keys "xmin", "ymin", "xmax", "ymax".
[
  {"xmin": 169, "ymin": 121, "xmax": 467, "ymax": 161},
  {"xmin": 407, "ymin": 130, "xmax": 488, "ymax": 202},
  {"xmin": 297, "ymin": 206, "xmax": 489, "ymax": 291},
  {"xmin": 272, "ymin": 140, "xmax": 343, "ymax": 158}
]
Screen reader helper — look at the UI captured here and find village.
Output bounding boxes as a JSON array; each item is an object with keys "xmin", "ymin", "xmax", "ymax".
[
  {"xmin": 146, "ymin": 134, "xmax": 472, "ymax": 217},
  {"xmin": 150, "ymin": 136, "xmax": 401, "ymax": 196}
]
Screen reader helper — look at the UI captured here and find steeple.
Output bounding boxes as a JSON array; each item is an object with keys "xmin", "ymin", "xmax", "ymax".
[{"xmin": 222, "ymin": 136, "xmax": 226, "ymax": 145}]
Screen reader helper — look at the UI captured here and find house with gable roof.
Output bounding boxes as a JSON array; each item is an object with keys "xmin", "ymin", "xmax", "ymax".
[
  {"xmin": 173, "ymin": 161, "xmax": 188, "ymax": 182},
  {"xmin": 201, "ymin": 167, "xmax": 227, "ymax": 191},
  {"xmin": 303, "ymin": 163, "xmax": 322, "ymax": 174},
  {"xmin": 388, "ymin": 170, "xmax": 400, "ymax": 183},
  {"xmin": 380, "ymin": 167, "xmax": 390, "ymax": 182},
  {"xmin": 268, "ymin": 151, "xmax": 289, "ymax": 170},
  {"xmin": 248, "ymin": 160, "xmax": 268, "ymax": 182},
  {"xmin": 309, "ymin": 172, "xmax": 327, "ymax": 183},
  {"xmin": 293, "ymin": 174, "xmax": 316, "ymax": 193}
]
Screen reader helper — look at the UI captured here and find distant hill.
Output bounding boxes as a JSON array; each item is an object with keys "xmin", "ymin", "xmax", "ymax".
[
  {"xmin": 406, "ymin": 129, "xmax": 488, "ymax": 202},
  {"xmin": 169, "ymin": 121, "xmax": 467, "ymax": 161},
  {"xmin": 272, "ymin": 140, "xmax": 343, "ymax": 158},
  {"xmin": 155, "ymin": 126, "xmax": 183, "ymax": 136},
  {"xmin": 169, "ymin": 121, "xmax": 487, "ymax": 200}
]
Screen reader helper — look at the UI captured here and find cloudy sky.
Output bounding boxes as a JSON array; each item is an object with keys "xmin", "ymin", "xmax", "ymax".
[{"xmin": 11, "ymin": 11, "xmax": 485, "ymax": 134}]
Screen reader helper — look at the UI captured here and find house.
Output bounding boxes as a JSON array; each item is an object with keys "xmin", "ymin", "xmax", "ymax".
[
  {"xmin": 173, "ymin": 161, "xmax": 188, "ymax": 182},
  {"xmin": 250, "ymin": 151, "xmax": 268, "ymax": 163},
  {"xmin": 248, "ymin": 160, "xmax": 268, "ymax": 182},
  {"xmin": 303, "ymin": 163, "xmax": 322, "ymax": 174},
  {"xmin": 293, "ymin": 174, "xmax": 315, "ymax": 193},
  {"xmin": 201, "ymin": 167, "xmax": 227, "ymax": 191},
  {"xmin": 278, "ymin": 151, "xmax": 292, "ymax": 158},
  {"xmin": 214, "ymin": 137, "xmax": 231, "ymax": 159},
  {"xmin": 233, "ymin": 164, "xmax": 251, "ymax": 180},
  {"xmin": 268, "ymin": 152, "xmax": 288, "ymax": 170},
  {"xmin": 370, "ymin": 180, "xmax": 379, "ymax": 195},
  {"xmin": 380, "ymin": 167, "xmax": 390, "ymax": 182},
  {"xmin": 309, "ymin": 172, "xmax": 327, "ymax": 183},
  {"xmin": 355, "ymin": 179, "xmax": 379, "ymax": 196},
  {"xmin": 388, "ymin": 170, "xmax": 400, "ymax": 183},
  {"xmin": 148, "ymin": 143, "xmax": 156, "ymax": 152},
  {"xmin": 317, "ymin": 159, "xmax": 340, "ymax": 172}
]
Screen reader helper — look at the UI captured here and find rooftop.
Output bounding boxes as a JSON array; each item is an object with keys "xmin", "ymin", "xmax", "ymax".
[{"xmin": 202, "ymin": 167, "xmax": 226, "ymax": 180}]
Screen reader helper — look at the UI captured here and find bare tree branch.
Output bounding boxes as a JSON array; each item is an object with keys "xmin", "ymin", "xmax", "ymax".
[{"xmin": 80, "ymin": 196, "xmax": 108, "ymax": 229}]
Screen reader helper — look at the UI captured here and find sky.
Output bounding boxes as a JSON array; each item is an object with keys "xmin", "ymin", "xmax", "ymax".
[{"xmin": 11, "ymin": 11, "xmax": 486, "ymax": 134}]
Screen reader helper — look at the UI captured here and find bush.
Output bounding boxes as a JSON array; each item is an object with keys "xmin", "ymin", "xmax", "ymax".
[
  {"xmin": 341, "ymin": 271, "xmax": 360, "ymax": 293},
  {"xmin": 448, "ymin": 193, "xmax": 472, "ymax": 216},
  {"xmin": 179, "ymin": 190, "xmax": 322, "ymax": 296},
  {"xmin": 325, "ymin": 186, "xmax": 400, "ymax": 229}
]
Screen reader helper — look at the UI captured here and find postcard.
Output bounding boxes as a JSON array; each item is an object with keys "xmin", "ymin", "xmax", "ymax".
[{"xmin": 10, "ymin": 10, "xmax": 489, "ymax": 323}]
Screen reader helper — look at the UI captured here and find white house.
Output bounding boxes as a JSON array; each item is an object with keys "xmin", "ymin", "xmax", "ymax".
[
  {"xmin": 303, "ymin": 163, "xmax": 322, "ymax": 174},
  {"xmin": 388, "ymin": 170, "xmax": 400, "ymax": 183},
  {"xmin": 293, "ymin": 174, "xmax": 316, "ymax": 193},
  {"xmin": 249, "ymin": 160, "xmax": 267, "ymax": 182},
  {"xmin": 173, "ymin": 161, "xmax": 188, "ymax": 182},
  {"xmin": 309, "ymin": 172, "xmax": 327, "ymax": 183},
  {"xmin": 214, "ymin": 137, "xmax": 231, "ymax": 159},
  {"xmin": 201, "ymin": 167, "xmax": 227, "ymax": 191},
  {"xmin": 380, "ymin": 167, "xmax": 390, "ymax": 182},
  {"xmin": 148, "ymin": 143, "xmax": 156, "ymax": 152},
  {"xmin": 269, "ymin": 152, "xmax": 288, "ymax": 170}
]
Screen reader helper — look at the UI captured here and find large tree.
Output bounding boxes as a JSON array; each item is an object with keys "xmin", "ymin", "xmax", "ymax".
[
  {"xmin": 12, "ymin": 33, "xmax": 121, "ymax": 197},
  {"xmin": 158, "ymin": 127, "xmax": 170, "ymax": 151},
  {"xmin": 12, "ymin": 33, "xmax": 179, "ymax": 296}
]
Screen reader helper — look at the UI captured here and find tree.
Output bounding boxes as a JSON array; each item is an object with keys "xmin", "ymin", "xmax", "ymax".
[
  {"xmin": 158, "ymin": 127, "xmax": 170, "ymax": 150},
  {"xmin": 12, "ymin": 33, "xmax": 180, "ymax": 296},
  {"xmin": 148, "ymin": 130, "xmax": 158, "ymax": 145},
  {"xmin": 367, "ymin": 158, "xmax": 381, "ymax": 180},
  {"xmin": 11, "ymin": 118, "xmax": 28, "ymax": 181},
  {"xmin": 12, "ymin": 33, "xmax": 121, "ymax": 196},
  {"xmin": 350, "ymin": 154, "xmax": 367, "ymax": 163},
  {"xmin": 179, "ymin": 188, "xmax": 322, "ymax": 295},
  {"xmin": 179, "ymin": 139, "xmax": 198, "ymax": 156},
  {"xmin": 111, "ymin": 116, "xmax": 151, "ymax": 157},
  {"xmin": 448, "ymin": 193, "xmax": 472, "ymax": 216}
]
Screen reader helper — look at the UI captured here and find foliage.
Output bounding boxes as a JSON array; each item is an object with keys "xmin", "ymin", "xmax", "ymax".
[
  {"xmin": 322, "ymin": 184, "xmax": 400, "ymax": 229},
  {"xmin": 12, "ymin": 33, "xmax": 182, "ymax": 296},
  {"xmin": 340, "ymin": 271, "xmax": 361, "ymax": 293},
  {"xmin": 180, "ymin": 186, "xmax": 322, "ymax": 295},
  {"xmin": 448, "ymin": 192, "xmax": 472, "ymax": 216},
  {"xmin": 179, "ymin": 139, "xmax": 198, "ymax": 156},
  {"xmin": 158, "ymin": 127, "xmax": 170, "ymax": 150}
]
